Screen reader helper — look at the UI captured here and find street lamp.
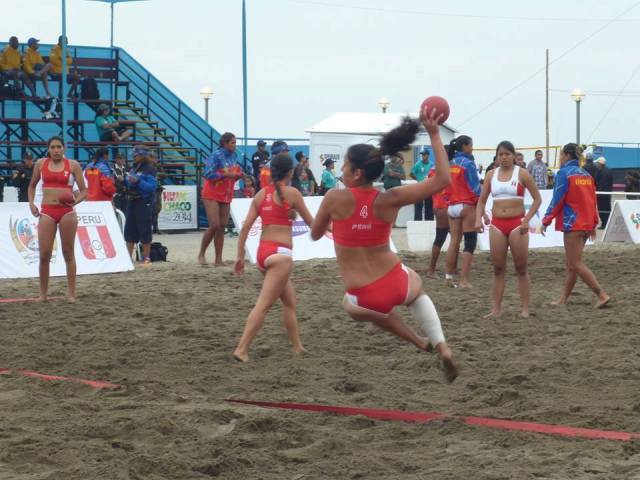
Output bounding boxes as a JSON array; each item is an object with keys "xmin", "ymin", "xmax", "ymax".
[
  {"xmin": 200, "ymin": 87, "xmax": 214, "ymax": 122},
  {"xmin": 571, "ymin": 88, "xmax": 585, "ymax": 145},
  {"xmin": 377, "ymin": 97, "xmax": 390, "ymax": 113}
]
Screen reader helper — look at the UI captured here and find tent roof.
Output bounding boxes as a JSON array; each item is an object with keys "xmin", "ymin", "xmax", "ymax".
[{"xmin": 306, "ymin": 112, "xmax": 457, "ymax": 136}]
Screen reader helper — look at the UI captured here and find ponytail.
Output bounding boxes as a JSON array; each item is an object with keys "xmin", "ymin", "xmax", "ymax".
[
  {"xmin": 447, "ymin": 135, "xmax": 473, "ymax": 160},
  {"xmin": 562, "ymin": 143, "xmax": 582, "ymax": 160},
  {"xmin": 347, "ymin": 116, "xmax": 420, "ymax": 182},
  {"xmin": 270, "ymin": 153, "xmax": 294, "ymax": 203}
]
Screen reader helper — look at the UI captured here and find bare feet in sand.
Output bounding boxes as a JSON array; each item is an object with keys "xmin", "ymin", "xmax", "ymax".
[
  {"xmin": 483, "ymin": 310, "xmax": 502, "ymax": 319},
  {"xmin": 436, "ymin": 346, "xmax": 459, "ymax": 383},
  {"xmin": 458, "ymin": 281, "xmax": 472, "ymax": 289},
  {"xmin": 520, "ymin": 309, "xmax": 530, "ymax": 318},
  {"xmin": 293, "ymin": 346, "xmax": 308, "ymax": 356},
  {"xmin": 595, "ymin": 295, "xmax": 611, "ymax": 309},
  {"xmin": 197, "ymin": 255, "xmax": 208, "ymax": 266},
  {"xmin": 425, "ymin": 270, "xmax": 437, "ymax": 279},
  {"xmin": 66, "ymin": 296, "xmax": 77, "ymax": 303},
  {"xmin": 232, "ymin": 351, "xmax": 249, "ymax": 362},
  {"xmin": 550, "ymin": 298, "xmax": 567, "ymax": 306}
]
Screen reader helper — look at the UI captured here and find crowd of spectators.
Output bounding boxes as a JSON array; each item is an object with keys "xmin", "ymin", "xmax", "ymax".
[{"xmin": 1, "ymin": 36, "xmax": 78, "ymax": 99}]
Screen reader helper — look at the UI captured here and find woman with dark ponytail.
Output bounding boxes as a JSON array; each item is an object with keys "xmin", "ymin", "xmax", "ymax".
[
  {"xmin": 444, "ymin": 135, "xmax": 480, "ymax": 288},
  {"xmin": 311, "ymin": 108, "xmax": 458, "ymax": 383},
  {"xmin": 233, "ymin": 153, "xmax": 315, "ymax": 362},
  {"xmin": 541, "ymin": 143, "xmax": 610, "ymax": 308}
]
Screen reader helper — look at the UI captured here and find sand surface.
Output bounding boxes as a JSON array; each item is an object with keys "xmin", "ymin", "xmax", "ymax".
[{"xmin": 1, "ymin": 231, "xmax": 640, "ymax": 479}]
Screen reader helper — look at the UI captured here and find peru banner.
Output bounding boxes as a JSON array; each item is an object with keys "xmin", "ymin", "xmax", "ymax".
[{"xmin": 0, "ymin": 201, "xmax": 133, "ymax": 279}]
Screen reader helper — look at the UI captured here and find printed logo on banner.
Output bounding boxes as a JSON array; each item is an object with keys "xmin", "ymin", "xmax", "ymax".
[
  {"xmin": 76, "ymin": 212, "xmax": 116, "ymax": 260},
  {"xmin": 9, "ymin": 216, "xmax": 57, "ymax": 265},
  {"xmin": 246, "ymin": 217, "xmax": 310, "ymax": 237},
  {"xmin": 291, "ymin": 220, "xmax": 309, "ymax": 237},
  {"xmin": 630, "ymin": 212, "xmax": 640, "ymax": 230},
  {"xmin": 162, "ymin": 190, "xmax": 193, "ymax": 224}
]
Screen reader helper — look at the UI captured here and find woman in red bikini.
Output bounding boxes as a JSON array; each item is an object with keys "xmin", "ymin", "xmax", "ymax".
[
  {"xmin": 233, "ymin": 153, "xmax": 314, "ymax": 362},
  {"xmin": 28, "ymin": 136, "xmax": 87, "ymax": 301},
  {"xmin": 310, "ymin": 108, "xmax": 458, "ymax": 382},
  {"xmin": 475, "ymin": 140, "xmax": 541, "ymax": 318}
]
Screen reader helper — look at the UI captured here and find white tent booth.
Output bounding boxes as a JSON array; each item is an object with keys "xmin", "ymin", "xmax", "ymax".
[{"xmin": 305, "ymin": 112, "xmax": 457, "ymax": 228}]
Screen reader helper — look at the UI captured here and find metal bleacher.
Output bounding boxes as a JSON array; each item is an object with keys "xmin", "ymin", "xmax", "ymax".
[{"xmin": 1, "ymin": 42, "xmax": 225, "ymax": 185}]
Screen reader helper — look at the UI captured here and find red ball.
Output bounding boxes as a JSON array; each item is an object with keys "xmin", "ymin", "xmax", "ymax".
[
  {"xmin": 58, "ymin": 191, "xmax": 75, "ymax": 205},
  {"xmin": 420, "ymin": 96, "xmax": 450, "ymax": 124}
]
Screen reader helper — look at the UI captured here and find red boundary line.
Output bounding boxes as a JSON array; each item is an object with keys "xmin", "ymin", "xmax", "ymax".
[
  {"xmin": 0, "ymin": 296, "xmax": 65, "ymax": 304},
  {"xmin": 227, "ymin": 399, "xmax": 640, "ymax": 442},
  {"xmin": 0, "ymin": 368, "xmax": 119, "ymax": 390}
]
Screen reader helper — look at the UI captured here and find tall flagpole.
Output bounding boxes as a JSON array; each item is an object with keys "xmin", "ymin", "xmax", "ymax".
[
  {"xmin": 61, "ymin": 0, "xmax": 69, "ymax": 145},
  {"xmin": 242, "ymin": 0, "xmax": 248, "ymax": 170},
  {"xmin": 110, "ymin": 1, "xmax": 114, "ymax": 49},
  {"xmin": 110, "ymin": 1, "xmax": 115, "ymax": 101},
  {"xmin": 545, "ymin": 49, "xmax": 550, "ymax": 167}
]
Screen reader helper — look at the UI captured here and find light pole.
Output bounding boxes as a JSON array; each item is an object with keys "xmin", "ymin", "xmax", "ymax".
[
  {"xmin": 377, "ymin": 97, "xmax": 390, "ymax": 113},
  {"xmin": 200, "ymin": 87, "xmax": 213, "ymax": 122},
  {"xmin": 571, "ymin": 88, "xmax": 585, "ymax": 145}
]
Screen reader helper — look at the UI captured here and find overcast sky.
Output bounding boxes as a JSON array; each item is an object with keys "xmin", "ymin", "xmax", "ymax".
[{"xmin": 5, "ymin": 0, "xmax": 640, "ymax": 155}]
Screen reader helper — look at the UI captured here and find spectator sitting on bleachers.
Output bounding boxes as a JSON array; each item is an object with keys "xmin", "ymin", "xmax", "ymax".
[
  {"xmin": 84, "ymin": 148, "xmax": 116, "ymax": 201},
  {"xmin": 49, "ymin": 36, "xmax": 80, "ymax": 99},
  {"xmin": 0, "ymin": 36, "xmax": 36, "ymax": 96},
  {"xmin": 22, "ymin": 38, "xmax": 53, "ymax": 98},
  {"xmin": 95, "ymin": 103, "xmax": 132, "ymax": 142}
]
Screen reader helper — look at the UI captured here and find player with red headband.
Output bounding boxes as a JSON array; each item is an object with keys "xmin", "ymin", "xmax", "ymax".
[
  {"xmin": 311, "ymin": 107, "xmax": 458, "ymax": 382},
  {"xmin": 28, "ymin": 136, "xmax": 87, "ymax": 301}
]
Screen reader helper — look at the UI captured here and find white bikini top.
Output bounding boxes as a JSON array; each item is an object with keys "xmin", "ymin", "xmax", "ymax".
[{"xmin": 491, "ymin": 166, "xmax": 524, "ymax": 200}]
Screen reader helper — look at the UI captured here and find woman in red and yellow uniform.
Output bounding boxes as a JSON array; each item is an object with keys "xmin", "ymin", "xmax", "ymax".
[
  {"xmin": 425, "ymin": 163, "xmax": 450, "ymax": 277},
  {"xmin": 198, "ymin": 132, "xmax": 244, "ymax": 266},
  {"xmin": 541, "ymin": 143, "xmax": 610, "ymax": 308},
  {"xmin": 28, "ymin": 136, "xmax": 87, "ymax": 301}
]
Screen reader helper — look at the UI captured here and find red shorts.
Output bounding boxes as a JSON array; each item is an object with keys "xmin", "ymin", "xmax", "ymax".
[
  {"xmin": 257, "ymin": 240, "xmax": 292, "ymax": 270},
  {"xmin": 345, "ymin": 263, "xmax": 410, "ymax": 315},
  {"xmin": 491, "ymin": 216, "xmax": 523, "ymax": 237},
  {"xmin": 40, "ymin": 204, "xmax": 75, "ymax": 224},
  {"xmin": 202, "ymin": 178, "xmax": 234, "ymax": 204}
]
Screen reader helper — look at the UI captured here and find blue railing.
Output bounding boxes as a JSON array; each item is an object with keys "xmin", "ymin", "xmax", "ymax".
[{"xmin": 116, "ymin": 48, "xmax": 221, "ymax": 157}]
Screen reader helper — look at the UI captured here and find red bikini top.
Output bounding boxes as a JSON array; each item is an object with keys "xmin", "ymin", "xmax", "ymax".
[
  {"xmin": 259, "ymin": 184, "xmax": 292, "ymax": 226},
  {"xmin": 41, "ymin": 157, "xmax": 73, "ymax": 190},
  {"xmin": 332, "ymin": 188, "xmax": 392, "ymax": 247}
]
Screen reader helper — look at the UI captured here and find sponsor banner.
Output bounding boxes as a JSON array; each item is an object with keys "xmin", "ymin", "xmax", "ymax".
[
  {"xmin": 158, "ymin": 185, "xmax": 198, "ymax": 230},
  {"xmin": 478, "ymin": 189, "xmax": 565, "ymax": 250},
  {"xmin": 603, "ymin": 200, "xmax": 640, "ymax": 243},
  {"xmin": 0, "ymin": 201, "xmax": 133, "ymax": 279},
  {"xmin": 229, "ymin": 196, "xmax": 397, "ymax": 264}
]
